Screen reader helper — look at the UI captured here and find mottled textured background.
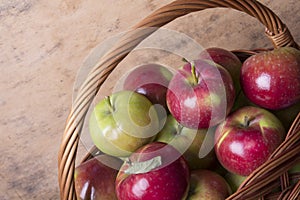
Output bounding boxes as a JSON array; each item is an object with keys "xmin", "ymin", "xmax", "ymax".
[{"xmin": 1, "ymin": 0, "xmax": 299, "ymax": 199}]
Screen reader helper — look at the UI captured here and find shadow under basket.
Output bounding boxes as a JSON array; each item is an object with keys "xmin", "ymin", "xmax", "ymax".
[{"xmin": 58, "ymin": 0, "xmax": 300, "ymax": 199}]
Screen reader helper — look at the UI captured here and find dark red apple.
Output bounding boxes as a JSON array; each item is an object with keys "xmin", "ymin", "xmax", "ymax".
[
  {"xmin": 199, "ymin": 47, "xmax": 242, "ymax": 93},
  {"xmin": 123, "ymin": 63, "xmax": 173, "ymax": 110},
  {"xmin": 240, "ymin": 47, "xmax": 300, "ymax": 110},
  {"xmin": 74, "ymin": 154, "xmax": 122, "ymax": 200},
  {"xmin": 115, "ymin": 142, "xmax": 190, "ymax": 200},
  {"xmin": 215, "ymin": 106, "xmax": 286, "ymax": 176},
  {"xmin": 166, "ymin": 59, "xmax": 235, "ymax": 129},
  {"xmin": 188, "ymin": 169, "xmax": 232, "ymax": 199}
]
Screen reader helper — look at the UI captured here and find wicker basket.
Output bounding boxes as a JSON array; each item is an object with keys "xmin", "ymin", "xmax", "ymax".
[{"xmin": 58, "ymin": 0, "xmax": 300, "ymax": 199}]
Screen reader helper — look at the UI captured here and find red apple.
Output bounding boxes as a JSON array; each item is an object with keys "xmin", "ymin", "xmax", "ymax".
[
  {"xmin": 199, "ymin": 47, "xmax": 242, "ymax": 93},
  {"xmin": 215, "ymin": 106, "xmax": 286, "ymax": 176},
  {"xmin": 188, "ymin": 169, "xmax": 232, "ymax": 199},
  {"xmin": 123, "ymin": 63, "xmax": 173, "ymax": 110},
  {"xmin": 166, "ymin": 59, "xmax": 235, "ymax": 129},
  {"xmin": 115, "ymin": 142, "xmax": 190, "ymax": 200},
  {"xmin": 74, "ymin": 154, "xmax": 122, "ymax": 200},
  {"xmin": 240, "ymin": 47, "xmax": 300, "ymax": 110}
]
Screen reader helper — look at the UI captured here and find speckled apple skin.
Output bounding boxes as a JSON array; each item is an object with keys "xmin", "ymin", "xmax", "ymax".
[
  {"xmin": 198, "ymin": 47, "xmax": 242, "ymax": 93},
  {"xmin": 115, "ymin": 142, "xmax": 190, "ymax": 200},
  {"xmin": 167, "ymin": 59, "xmax": 235, "ymax": 129},
  {"xmin": 241, "ymin": 47, "xmax": 300, "ymax": 110},
  {"xmin": 214, "ymin": 106, "xmax": 285, "ymax": 176}
]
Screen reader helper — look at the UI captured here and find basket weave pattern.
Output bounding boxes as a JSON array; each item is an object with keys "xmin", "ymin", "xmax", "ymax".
[{"xmin": 58, "ymin": 0, "xmax": 300, "ymax": 199}]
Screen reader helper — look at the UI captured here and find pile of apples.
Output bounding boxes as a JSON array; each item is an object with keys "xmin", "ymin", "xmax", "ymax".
[{"xmin": 74, "ymin": 46, "xmax": 300, "ymax": 200}]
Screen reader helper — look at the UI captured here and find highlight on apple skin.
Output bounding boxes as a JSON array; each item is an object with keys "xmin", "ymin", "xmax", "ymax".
[
  {"xmin": 89, "ymin": 90, "xmax": 160, "ymax": 158},
  {"xmin": 115, "ymin": 142, "xmax": 190, "ymax": 200},
  {"xmin": 214, "ymin": 106, "xmax": 286, "ymax": 176},
  {"xmin": 240, "ymin": 47, "xmax": 300, "ymax": 110},
  {"xmin": 166, "ymin": 59, "xmax": 235, "ymax": 129},
  {"xmin": 74, "ymin": 155, "xmax": 123, "ymax": 200}
]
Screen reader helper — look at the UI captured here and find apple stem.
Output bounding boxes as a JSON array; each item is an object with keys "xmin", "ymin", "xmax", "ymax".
[
  {"xmin": 182, "ymin": 57, "xmax": 189, "ymax": 63},
  {"xmin": 190, "ymin": 61, "xmax": 199, "ymax": 85},
  {"xmin": 105, "ymin": 96, "xmax": 115, "ymax": 113},
  {"xmin": 176, "ymin": 124, "xmax": 183, "ymax": 135},
  {"xmin": 243, "ymin": 116, "xmax": 250, "ymax": 128}
]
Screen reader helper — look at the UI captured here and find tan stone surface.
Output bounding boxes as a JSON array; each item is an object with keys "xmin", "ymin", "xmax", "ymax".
[{"xmin": 0, "ymin": 0, "xmax": 299, "ymax": 199}]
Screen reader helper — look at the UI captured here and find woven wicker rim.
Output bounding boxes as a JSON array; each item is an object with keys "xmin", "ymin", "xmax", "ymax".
[{"xmin": 58, "ymin": 0, "xmax": 300, "ymax": 200}]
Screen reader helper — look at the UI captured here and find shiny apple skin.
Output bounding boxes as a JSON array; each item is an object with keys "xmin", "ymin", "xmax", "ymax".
[
  {"xmin": 214, "ymin": 106, "xmax": 285, "ymax": 176},
  {"xmin": 89, "ymin": 90, "xmax": 159, "ymax": 157},
  {"xmin": 241, "ymin": 47, "xmax": 300, "ymax": 110},
  {"xmin": 115, "ymin": 142, "xmax": 190, "ymax": 200},
  {"xmin": 74, "ymin": 155, "xmax": 122, "ymax": 200},
  {"xmin": 123, "ymin": 63, "xmax": 173, "ymax": 110},
  {"xmin": 167, "ymin": 59, "xmax": 235, "ymax": 129}
]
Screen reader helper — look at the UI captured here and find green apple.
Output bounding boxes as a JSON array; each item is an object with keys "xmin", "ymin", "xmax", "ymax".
[
  {"xmin": 289, "ymin": 162, "xmax": 300, "ymax": 174},
  {"xmin": 188, "ymin": 169, "xmax": 232, "ymax": 200},
  {"xmin": 224, "ymin": 172, "xmax": 247, "ymax": 193},
  {"xmin": 155, "ymin": 115, "xmax": 217, "ymax": 170},
  {"xmin": 289, "ymin": 161, "xmax": 300, "ymax": 185},
  {"xmin": 89, "ymin": 90, "xmax": 160, "ymax": 157},
  {"xmin": 272, "ymin": 101, "xmax": 300, "ymax": 131}
]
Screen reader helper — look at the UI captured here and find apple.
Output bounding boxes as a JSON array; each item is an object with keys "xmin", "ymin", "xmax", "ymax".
[
  {"xmin": 215, "ymin": 106, "xmax": 286, "ymax": 176},
  {"xmin": 123, "ymin": 63, "xmax": 173, "ymax": 111},
  {"xmin": 272, "ymin": 101, "xmax": 300, "ymax": 131},
  {"xmin": 224, "ymin": 172, "xmax": 247, "ymax": 193},
  {"xmin": 188, "ymin": 169, "xmax": 232, "ymax": 199},
  {"xmin": 115, "ymin": 142, "xmax": 190, "ymax": 200},
  {"xmin": 198, "ymin": 47, "xmax": 242, "ymax": 93},
  {"xmin": 74, "ymin": 154, "xmax": 122, "ymax": 200},
  {"xmin": 166, "ymin": 59, "xmax": 235, "ymax": 129},
  {"xmin": 155, "ymin": 115, "xmax": 217, "ymax": 170},
  {"xmin": 240, "ymin": 47, "xmax": 300, "ymax": 110},
  {"xmin": 89, "ymin": 90, "xmax": 160, "ymax": 158},
  {"xmin": 289, "ymin": 161, "xmax": 300, "ymax": 185},
  {"xmin": 210, "ymin": 159, "xmax": 229, "ymax": 177},
  {"xmin": 289, "ymin": 162, "xmax": 300, "ymax": 186}
]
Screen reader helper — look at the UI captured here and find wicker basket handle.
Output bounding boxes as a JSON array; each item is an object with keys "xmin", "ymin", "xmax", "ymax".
[
  {"xmin": 134, "ymin": 0, "xmax": 298, "ymax": 48},
  {"xmin": 58, "ymin": 1, "xmax": 299, "ymax": 200}
]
